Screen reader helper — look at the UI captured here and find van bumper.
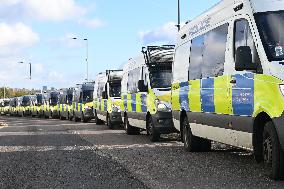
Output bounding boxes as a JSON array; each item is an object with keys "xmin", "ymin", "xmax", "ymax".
[
  {"xmin": 84, "ymin": 109, "xmax": 94, "ymax": 119},
  {"xmin": 110, "ymin": 112, "xmax": 123, "ymax": 125},
  {"xmin": 152, "ymin": 112, "xmax": 177, "ymax": 134},
  {"xmin": 272, "ymin": 113, "xmax": 284, "ymax": 151}
]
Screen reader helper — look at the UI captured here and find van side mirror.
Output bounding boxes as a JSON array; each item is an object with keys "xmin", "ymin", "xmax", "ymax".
[
  {"xmin": 138, "ymin": 80, "xmax": 148, "ymax": 92},
  {"xmin": 102, "ymin": 91, "xmax": 108, "ymax": 99},
  {"xmin": 235, "ymin": 46, "xmax": 257, "ymax": 71}
]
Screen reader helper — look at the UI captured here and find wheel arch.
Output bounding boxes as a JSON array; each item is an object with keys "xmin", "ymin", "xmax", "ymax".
[
  {"xmin": 180, "ymin": 109, "xmax": 187, "ymax": 141},
  {"xmin": 253, "ymin": 112, "xmax": 272, "ymax": 162}
]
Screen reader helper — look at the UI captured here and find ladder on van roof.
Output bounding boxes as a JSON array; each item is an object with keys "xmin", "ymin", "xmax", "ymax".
[{"xmin": 142, "ymin": 45, "xmax": 175, "ymax": 66}]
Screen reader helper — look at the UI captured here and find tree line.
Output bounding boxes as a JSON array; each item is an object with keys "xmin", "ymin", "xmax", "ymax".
[{"xmin": 0, "ymin": 87, "xmax": 29, "ymax": 99}]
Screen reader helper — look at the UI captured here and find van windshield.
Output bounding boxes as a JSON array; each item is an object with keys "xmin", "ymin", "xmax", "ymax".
[
  {"xmin": 83, "ymin": 90, "xmax": 93, "ymax": 102},
  {"xmin": 149, "ymin": 68, "xmax": 172, "ymax": 89},
  {"xmin": 255, "ymin": 11, "xmax": 284, "ymax": 61},
  {"xmin": 22, "ymin": 96, "xmax": 31, "ymax": 106},
  {"xmin": 67, "ymin": 94, "xmax": 73, "ymax": 105},
  {"xmin": 109, "ymin": 83, "xmax": 121, "ymax": 97},
  {"xmin": 37, "ymin": 95, "xmax": 43, "ymax": 105},
  {"xmin": 50, "ymin": 93, "xmax": 59, "ymax": 105}
]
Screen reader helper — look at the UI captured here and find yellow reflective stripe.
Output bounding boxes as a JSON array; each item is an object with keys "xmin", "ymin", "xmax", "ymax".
[
  {"xmin": 147, "ymin": 89, "xmax": 157, "ymax": 114},
  {"xmin": 172, "ymin": 83, "xmax": 181, "ymax": 111},
  {"xmin": 127, "ymin": 94, "xmax": 132, "ymax": 112},
  {"xmin": 214, "ymin": 75, "xmax": 233, "ymax": 115},
  {"xmin": 189, "ymin": 80, "xmax": 201, "ymax": 112},
  {"xmin": 136, "ymin": 93, "xmax": 142, "ymax": 113},
  {"xmin": 253, "ymin": 74, "xmax": 284, "ymax": 118}
]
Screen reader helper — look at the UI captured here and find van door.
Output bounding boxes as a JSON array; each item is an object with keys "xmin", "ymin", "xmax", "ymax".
[{"xmin": 232, "ymin": 19, "xmax": 261, "ymax": 117}]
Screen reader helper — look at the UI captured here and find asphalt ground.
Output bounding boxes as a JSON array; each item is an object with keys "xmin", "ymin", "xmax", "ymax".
[{"xmin": 0, "ymin": 115, "xmax": 283, "ymax": 189}]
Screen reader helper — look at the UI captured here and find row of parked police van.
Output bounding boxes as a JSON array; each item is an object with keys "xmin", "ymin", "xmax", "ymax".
[{"xmin": 1, "ymin": 0, "xmax": 284, "ymax": 180}]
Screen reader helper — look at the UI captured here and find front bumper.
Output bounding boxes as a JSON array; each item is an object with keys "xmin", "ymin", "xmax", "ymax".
[
  {"xmin": 52, "ymin": 110, "xmax": 59, "ymax": 116},
  {"xmin": 84, "ymin": 109, "xmax": 94, "ymax": 119},
  {"xmin": 24, "ymin": 110, "xmax": 31, "ymax": 115},
  {"xmin": 152, "ymin": 112, "xmax": 177, "ymax": 134},
  {"xmin": 110, "ymin": 112, "xmax": 123, "ymax": 124},
  {"xmin": 272, "ymin": 112, "xmax": 284, "ymax": 151}
]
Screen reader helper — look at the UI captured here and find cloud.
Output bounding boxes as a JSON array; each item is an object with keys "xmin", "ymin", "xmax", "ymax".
[
  {"xmin": 79, "ymin": 18, "xmax": 105, "ymax": 29},
  {"xmin": 0, "ymin": 22, "xmax": 39, "ymax": 56},
  {"xmin": 0, "ymin": 0, "xmax": 86, "ymax": 22},
  {"xmin": 48, "ymin": 33, "xmax": 86, "ymax": 49},
  {"xmin": 138, "ymin": 22, "xmax": 178, "ymax": 45}
]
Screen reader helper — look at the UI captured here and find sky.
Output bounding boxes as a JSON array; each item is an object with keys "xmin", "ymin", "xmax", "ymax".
[{"xmin": 0, "ymin": 0, "xmax": 220, "ymax": 90}]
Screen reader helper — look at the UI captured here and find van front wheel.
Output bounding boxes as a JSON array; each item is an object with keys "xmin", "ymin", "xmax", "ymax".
[
  {"xmin": 107, "ymin": 114, "xmax": 114, "ymax": 129},
  {"xmin": 182, "ymin": 118, "xmax": 211, "ymax": 152},
  {"xmin": 147, "ymin": 117, "xmax": 160, "ymax": 142},
  {"xmin": 263, "ymin": 121, "xmax": 284, "ymax": 180},
  {"xmin": 124, "ymin": 115, "xmax": 140, "ymax": 135}
]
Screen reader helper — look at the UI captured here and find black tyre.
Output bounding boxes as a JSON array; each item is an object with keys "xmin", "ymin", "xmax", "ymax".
[
  {"xmin": 124, "ymin": 115, "xmax": 140, "ymax": 135},
  {"xmin": 263, "ymin": 121, "xmax": 284, "ymax": 180},
  {"xmin": 147, "ymin": 117, "xmax": 160, "ymax": 142},
  {"xmin": 182, "ymin": 117, "xmax": 211, "ymax": 152},
  {"xmin": 82, "ymin": 112, "xmax": 89, "ymax": 123},
  {"xmin": 74, "ymin": 112, "xmax": 81, "ymax": 122},
  {"xmin": 68, "ymin": 112, "xmax": 73, "ymax": 121},
  {"xmin": 107, "ymin": 114, "xmax": 114, "ymax": 129}
]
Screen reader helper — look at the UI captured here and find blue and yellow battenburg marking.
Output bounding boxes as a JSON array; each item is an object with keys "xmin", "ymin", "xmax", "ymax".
[
  {"xmin": 172, "ymin": 73, "xmax": 284, "ymax": 118},
  {"xmin": 122, "ymin": 90, "xmax": 164, "ymax": 115}
]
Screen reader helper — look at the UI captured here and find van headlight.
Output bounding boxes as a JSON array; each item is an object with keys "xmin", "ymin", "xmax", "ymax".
[
  {"xmin": 280, "ymin": 84, "xmax": 284, "ymax": 97},
  {"xmin": 156, "ymin": 100, "xmax": 171, "ymax": 112},
  {"xmin": 85, "ymin": 106, "xmax": 92, "ymax": 110},
  {"xmin": 112, "ymin": 105, "xmax": 121, "ymax": 113}
]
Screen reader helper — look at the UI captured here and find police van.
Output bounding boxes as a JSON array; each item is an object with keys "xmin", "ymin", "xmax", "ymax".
[
  {"xmin": 121, "ymin": 45, "xmax": 176, "ymax": 141},
  {"xmin": 42, "ymin": 91, "xmax": 60, "ymax": 119},
  {"xmin": 31, "ymin": 93, "xmax": 43, "ymax": 117},
  {"xmin": 93, "ymin": 70, "xmax": 123, "ymax": 129},
  {"xmin": 0, "ymin": 99, "xmax": 4, "ymax": 115},
  {"xmin": 58, "ymin": 88, "xmax": 74, "ymax": 120},
  {"xmin": 19, "ymin": 95, "xmax": 33, "ymax": 117},
  {"xmin": 40, "ymin": 93, "xmax": 50, "ymax": 118},
  {"xmin": 172, "ymin": 0, "xmax": 284, "ymax": 179},
  {"xmin": 1, "ymin": 99, "xmax": 10, "ymax": 115},
  {"xmin": 8, "ymin": 98, "xmax": 16, "ymax": 116},
  {"xmin": 72, "ymin": 83, "xmax": 94, "ymax": 122},
  {"xmin": 13, "ymin": 97, "xmax": 22, "ymax": 116}
]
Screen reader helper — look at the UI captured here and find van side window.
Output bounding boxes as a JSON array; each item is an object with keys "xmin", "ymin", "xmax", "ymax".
[
  {"xmin": 97, "ymin": 82, "xmax": 105, "ymax": 98},
  {"xmin": 234, "ymin": 19, "xmax": 261, "ymax": 65},
  {"xmin": 203, "ymin": 24, "xmax": 228, "ymax": 77},
  {"xmin": 127, "ymin": 68, "xmax": 140, "ymax": 93},
  {"xmin": 189, "ymin": 35, "xmax": 204, "ymax": 80},
  {"xmin": 189, "ymin": 23, "xmax": 228, "ymax": 80}
]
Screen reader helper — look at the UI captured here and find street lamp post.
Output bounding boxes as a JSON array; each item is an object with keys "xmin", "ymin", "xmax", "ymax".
[
  {"xmin": 72, "ymin": 38, "xmax": 89, "ymax": 82},
  {"xmin": 19, "ymin": 61, "xmax": 32, "ymax": 80},
  {"xmin": 177, "ymin": 0, "xmax": 181, "ymax": 31}
]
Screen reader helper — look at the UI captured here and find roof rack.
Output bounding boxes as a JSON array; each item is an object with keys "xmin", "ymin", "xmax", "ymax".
[{"xmin": 141, "ymin": 45, "xmax": 175, "ymax": 65}]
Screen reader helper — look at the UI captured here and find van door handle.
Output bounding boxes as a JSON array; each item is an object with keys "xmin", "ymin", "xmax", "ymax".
[{"xmin": 230, "ymin": 79, "xmax": 236, "ymax": 84}]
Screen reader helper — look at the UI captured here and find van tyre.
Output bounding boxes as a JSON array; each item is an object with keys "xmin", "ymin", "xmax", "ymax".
[
  {"xmin": 68, "ymin": 112, "xmax": 73, "ymax": 121},
  {"xmin": 74, "ymin": 112, "xmax": 81, "ymax": 122},
  {"xmin": 263, "ymin": 121, "xmax": 284, "ymax": 180},
  {"xmin": 107, "ymin": 114, "xmax": 114, "ymax": 129},
  {"xmin": 124, "ymin": 115, "xmax": 140, "ymax": 135},
  {"xmin": 182, "ymin": 117, "xmax": 211, "ymax": 152},
  {"xmin": 82, "ymin": 112, "xmax": 89, "ymax": 123},
  {"xmin": 147, "ymin": 117, "xmax": 160, "ymax": 142}
]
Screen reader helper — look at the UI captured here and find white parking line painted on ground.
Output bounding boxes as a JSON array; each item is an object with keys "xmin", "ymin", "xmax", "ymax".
[{"xmin": 0, "ymin": 142, "xmax": 182, "ymax": 153}]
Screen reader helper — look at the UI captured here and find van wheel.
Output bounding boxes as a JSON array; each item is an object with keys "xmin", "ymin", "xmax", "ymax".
[
  {"xmin": 124, "ymin": 115, "xmax": 140, "ymax": 135},
  {"xmin": 263, "ymin": 121, "xmax": 284, "ymax": 180},
  {"xmin": 82, "ymin": 112, "xmax": 89, "ymax": 123},
  {"xmin": 74, "ymin": 113, "xmax": 80, "ymax": 122},
  {"xmin": 147, "ymin": 117, "xmax": 160, "ymax": 142},
  {"xmin": 107, "ymin": 114, "xmax": 114, "ymax": 129},
  {"xmin": 182, "ymin": 117, "xmax": 211, "ymax": 152},
  {"xmin": 68, "ymin": 112, "xmax": 72, "ymax": 121}
]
